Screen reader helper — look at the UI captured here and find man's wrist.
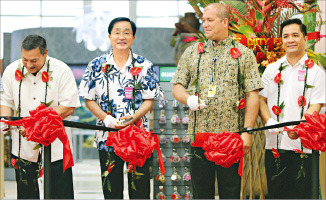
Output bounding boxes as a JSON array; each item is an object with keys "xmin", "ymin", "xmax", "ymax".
[{"xmin": 243, "ymin": 127, "xmax": 253, "ymax": 134}]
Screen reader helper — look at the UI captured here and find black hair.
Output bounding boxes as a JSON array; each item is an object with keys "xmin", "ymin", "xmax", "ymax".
[
  {"xmin": 21, "ymin": 34, "xmax": 47, "ymax": 55},
  {"xmin": 280, "ymin": 18, "xmax": 307, "ymax": 37},
  {"xmin": 108, "ymin": 17, "xmax": 137, "ymax": 36}
]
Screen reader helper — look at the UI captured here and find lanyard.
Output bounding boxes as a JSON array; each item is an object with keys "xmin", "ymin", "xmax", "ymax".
[{"xmin": 208, "ymin": 39, "xmax": 232, "ymax": 82}]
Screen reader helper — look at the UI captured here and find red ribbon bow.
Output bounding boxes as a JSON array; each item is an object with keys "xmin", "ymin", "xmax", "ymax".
[
  {"xmin": 106, "ymin": 124, "xmax": 166, "ymax": 175},
  {"xmin": 191, "ymin": 132, "xmax": 244, "ymax": 177},
  {"xmin": 284, "ymin": 111, "xmax": 326, "ymax": 152},
  {"xmin": 0, "ymin": 104, "xmax": 74, "ymax": 172}
]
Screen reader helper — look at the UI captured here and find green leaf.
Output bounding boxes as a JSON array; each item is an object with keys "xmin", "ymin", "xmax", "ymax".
[
  {"xmin": 238, "ymin": 25, "xmax": 256, "ymax": 38},
  {"xmin": 134, "ymin": 83, "xmax": 142, "ymax": 90},
  {"xmin": 49, "ymin": 77, "xmax": 53, "ymax": 81},
  {"xmin": 279, "ymin": 113, "xmax": 284, "ymax": 117},
  {"xmin": 306, "ymin": 84, "xmax": 315, "ymax": 88},
  {"xmin": 131, "ymin": 181, "xmax": 137, "ymax": 191},
  {"xmin": 40, "ymin": 100, "xmax": 54, "ymax": 107},
  {"xmin": 33, "ymin": 144, "xmax": 42, "ymax": 150},
  {"xmin": 239, "ymin": 73, "xmax": 244, "ymax": 85},
  {"xmin": 102, "ymin": 171, "xmax": 109, "ymax": 177},
  {"xmin": 255, "ymin": 10, "xmax": 264, "ymax": 22},
  {"xmin": 170, "ymin": 35, "xmax": 179, "ymax": 47},
  {"xmin": 21, "ymin": 179, "xmax": 28, "ymax": 186},
  {"xmin": 106, "ymin": 178, "xmax": 111, "ymax": 192},
  {"xmin": 134, "ymin": 171, "xmax": 144, "ymax": 176},
  {"xmin": 48, "ymin": 71, "xmax": 53, "ymax": 76},
  {"xmin": 279, "ymin": 80, "xmax": 284, "ymax": 85},
  {"xmin": 279, "ymin": 101, "xmax": 285, "ymax": 110},
  {"xmin": 272, "ymin": 166, "xmax": 287, "ymax": 182}
]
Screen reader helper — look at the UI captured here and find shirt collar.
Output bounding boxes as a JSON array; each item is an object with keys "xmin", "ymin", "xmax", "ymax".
[
  {"xmin": 207, "ymin": 36, "xmax": 232, "ymax": 48},
  {"xmin": 22, "ymin": 56, "xmax": 49, "ymax": 76},
  {"xmin": 106, "ymin": 49, "xmax": 133, "ymax": 73},
  {"xmin": 284, "ymin": 53, "xmax": 308, "ymax": 68}
]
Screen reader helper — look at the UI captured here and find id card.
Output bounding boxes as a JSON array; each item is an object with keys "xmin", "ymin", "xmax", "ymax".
[
  {"xmin": 125, "ymin": 87, "xmax": 133, "ymax": 99},
  {"xmin": 298, "ymin": 70, "xmax": 306, "ymax": 81},
  {"xmin": 207, "ymin": 85, "xmax": 216, "ymax": 98}
]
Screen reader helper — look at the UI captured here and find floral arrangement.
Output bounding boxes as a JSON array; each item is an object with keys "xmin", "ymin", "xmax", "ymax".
[{"xmin": 187, "ymin": 0, "xmax": 325, "ymax": 74}]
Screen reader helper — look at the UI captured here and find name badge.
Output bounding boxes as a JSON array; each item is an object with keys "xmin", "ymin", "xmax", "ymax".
[
  {"xmin": 298, "ymin": 70, "xmax": 306, "ymax": 81},
  {"xmin": 207, "ymin": 85, "xmax": 216, "ymax": 98},
  {"xmin": 125, "ymin": 87, "xmax": 133, "ymax": 99}
]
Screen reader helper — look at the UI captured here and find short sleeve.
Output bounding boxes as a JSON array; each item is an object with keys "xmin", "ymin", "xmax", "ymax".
[
  {"xmin": 241, "ymin": 47, "xmax": 264, "ymax": 92},
  {"xmin": 58, "ymin": 66, "xmax": 81, "ymax": 108},
  {"xmin": 141, "ymin": 64, "xmax": 162, "ymax": 99},
  {"xmin": 259, "ymin": 65, "xmax": 271, "ymax": 98},
  {"xmin": 79, "ymin": 63, "xmax": 97, "ymax": 100},
  {"xmin": 309, "ymin": 67, "xmax": 326, "ymax": 105},
  {"xmin": 171, "ymin": 45, "xmax": 194, "ymax": 88},
  {"xmin": 0, "ymin": 64, "xmax": 15, "ymax": 108}
]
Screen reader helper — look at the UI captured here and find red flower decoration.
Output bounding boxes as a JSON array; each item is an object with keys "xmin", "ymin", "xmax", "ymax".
[
  {"xmin": 127, "ymin": 164, "xmax": 136, "ymax": 173},
  {"xmin": 0, "ymin": 104, "xmax": 74, "ymax": 173},
  {"xmin": 191, "ymin": 132, "xmax": 244, "ymax": 177},
  {"xmin": 11, "ymin": 158, "xmax": 18, "ymax": 169},
  {"xmin": 39, "ymin": 167, "xmax": 44, "ymax": 178},
  {"xmin": 272, "ymin": 148, "xmax": 280, "ymax": 158},
  {"xmin": 130, "ymin": 67, "xmax": 142, "ymax": 76},
  {"xmin": 15, "ymin": 70, "xmax": 23, "ymax": 81},
  {"xmin": 272, "ymin": 105, "xmax": 282, "ymax": 115},
  {"xmin": 197, "ymin": 42, "xmax": 204, "ymax": 54},
  {"xmin": 234, "ymin": 18, "xmax": 238, "ymax": 23},
  {"xmin": 256, "ymin": 52, "xmax": 265, "ymax": 63},
  {"xmin": 298, "ymin": 96, "xmax": 306, "ymax": 107},
  {"xmin": 102, "ymin": 64, "xmax": 107, "ymax": 73},
  {"xmin": 274, "ymin": 73, "xmax": 281, "ymax": 83},
  {"xmin": 305, "ymin": 59, "xmax": 314, "ymax": 69},
  {"xmin": 293, "ymin": 149, "xmax": 304, "ymax": 154},
  {"xmin": 135, "ymin": 119, "xmax": 142, "ymax": 127},
  {"xmin": 105, "ymin": 124, "xmax": 166, "ymax": 175},
  {"xmin": 107, "ymin": 163, "xmax": 115, "ymax": 174},
  {"xmin": 283, "ymin": 111, "xmax": 326, "ymax": 152},
  {"xmin": 230, "ymin": 48, "xmax": 241, "ymax": 59},
  {"xmin": 183, "ymin": 36, "xmax": 198, "ymax": 43},
  {"xmin": 42, "ymin": 71, "xmax": 49, "ymax": 83},
  {"xmin": 237, "ymin": 98, "xmax": 246, "ymax": 109}
]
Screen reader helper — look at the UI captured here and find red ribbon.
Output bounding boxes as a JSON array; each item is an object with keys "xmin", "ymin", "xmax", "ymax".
[
  {"xmin": 284, "ymin": 111, "xmax": 326, "ymax": 152},
  {"xmin": 0, "ymin": 104, "xmax": 74, "ymax": 172},
  {"xmin": 191, "ymin": 132, "xmax": 244, "ymax": 177},
  {"xmin": 307, "ymin": 32, "xmax": 326, "ymax": 41},
  {"xmin": 106, "ymin": 124, "xmax": 166, "ymax": 175}
]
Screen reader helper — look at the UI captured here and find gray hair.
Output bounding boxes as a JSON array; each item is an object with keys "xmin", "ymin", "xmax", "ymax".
[{"xmin": 21, "ymin": 34, "xmax": 47, "ymax": 55}]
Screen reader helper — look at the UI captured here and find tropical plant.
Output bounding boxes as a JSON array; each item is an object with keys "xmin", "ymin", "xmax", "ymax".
[{"xmin": 187, "ymin": 0, "xmax": 325, "ymax": 72}]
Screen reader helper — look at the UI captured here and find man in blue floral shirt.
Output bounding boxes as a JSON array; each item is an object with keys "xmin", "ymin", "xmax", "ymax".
[{"xmin": 79, "ymin": 17, "xmax": 162, "ymax": 199}]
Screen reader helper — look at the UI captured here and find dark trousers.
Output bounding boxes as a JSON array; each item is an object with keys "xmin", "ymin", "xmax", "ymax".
[
  {"xmin": 12, "ymin": 154, "xmax": 74, "ymax": 199},
  {"xmin": 99, "ymin": 150, "xmax": 150, "ymax": 199},
  {"xmin": 265, "ymin": 149, "xmax": 312, "ymax": 199},
  {"xmin": 190, "ymin": 147, "xmax": 241, "ymax": 199}
]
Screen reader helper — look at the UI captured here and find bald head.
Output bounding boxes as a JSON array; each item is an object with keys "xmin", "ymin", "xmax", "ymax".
[{"xmin": 205, "ymin": 3, "xmax": 230, "ymax": 22}]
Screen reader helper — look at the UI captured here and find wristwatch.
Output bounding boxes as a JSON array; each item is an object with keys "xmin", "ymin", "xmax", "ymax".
[{"xmin": 243, "ymin": 127, "xmax": 253, "ymax": 134}]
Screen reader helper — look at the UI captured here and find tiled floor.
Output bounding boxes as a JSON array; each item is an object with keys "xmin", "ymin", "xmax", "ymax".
[{"xmin": 3, "ymin": 159, "xmax": 152, "ymax": 199}]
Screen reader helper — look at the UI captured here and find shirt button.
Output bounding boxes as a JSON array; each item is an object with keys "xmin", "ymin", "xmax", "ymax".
[
  {"xmin": 118, "ymin": 105, "xmax": 120, "ymax": 107},
  {"xmin": 33, "ymin": 97, "xmax": 36, "ymax": 100},
  {"xmin": 34, "ymin": 82, "xmax": 36, "ymax": 85}
]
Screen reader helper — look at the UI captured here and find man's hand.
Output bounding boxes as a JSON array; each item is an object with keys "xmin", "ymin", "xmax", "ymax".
[
  {"xmin": 115, "ymin": 115, "xmax": 134, "ymax": 129},
  {"xmin": 241, "ymin": 132, "xmax": 251, "ymax": 155},
  {"xmin": 103, "ymin": 115, "xmax": 118, "ymax": 128},
  {"xmin": 286, "ymin": 126, "xmax": 299, "ymax": 140},
  {"xmin": 187, "ymin": 95, "xmax": 206, "ymax": 111},
  {"xmin": 0, "ymin": 118, "xmax": 9, "ymax": 134},
  {"xmin": 266, "ymin": 118, "xmax": 281, "ymax": 135}
]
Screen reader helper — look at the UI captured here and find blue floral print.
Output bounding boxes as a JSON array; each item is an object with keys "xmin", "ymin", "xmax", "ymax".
[{"xmin": 79, "ymin": 49, "xmax": 162, "ymax": 148}]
